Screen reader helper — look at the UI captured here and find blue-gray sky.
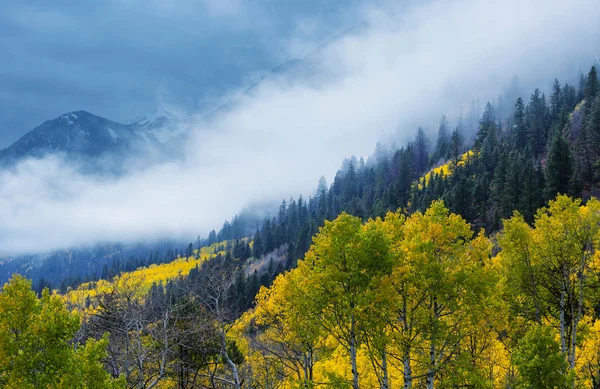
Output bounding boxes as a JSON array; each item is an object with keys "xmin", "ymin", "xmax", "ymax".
[{"xmin": 0, "ymin": 0, "xmax": 372, "ymax": 148}]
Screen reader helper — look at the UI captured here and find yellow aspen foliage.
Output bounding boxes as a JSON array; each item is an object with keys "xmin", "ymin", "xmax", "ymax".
[
  {"xmin": 418, "ymin": 150, "xmax": 475, "ymax": 190},
  {"xmin": 239, "ymin": 202, "xmax": 500, "ymax": 389},
  {"xmin": 63, "ymin": 241, "xmax": 229, "ymax": 311}
]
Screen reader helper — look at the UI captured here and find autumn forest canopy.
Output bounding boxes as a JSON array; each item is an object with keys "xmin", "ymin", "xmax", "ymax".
[{"xmin": 2, "ymin": 57, "xmax": 600, "ymax": 389}]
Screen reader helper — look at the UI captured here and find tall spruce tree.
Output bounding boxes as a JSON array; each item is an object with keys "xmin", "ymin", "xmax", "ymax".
[
  {"xmin": 434, "ymin": 116, "xmax": 450, "ymax": 162},
  {"xmin": 513, "ymin": 97, "xmax": 527, "ymax": 150},
  {"xmin": 550, "ymin": 78, "xmax": 563, "ymax": 124},
  {"xmin": 544, "ymin": 132, "xmax": 573, "ymax": 200},
  {"xmin": 414, "ymin": 127, "xmax": 430, "ymax": 176},
  {"xmin": 584, "ymin": 66, "xmax": 598, "ymax": 105},
  {"xmin": 476, "ymin": 102, "xmax": 496, "ymax": 149},
  {"xmin": 527, "ymin": 89, "xmax": 548, "ymax": 157}
]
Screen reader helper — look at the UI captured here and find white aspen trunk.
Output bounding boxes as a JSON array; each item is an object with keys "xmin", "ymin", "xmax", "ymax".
[
  {"xmin": 308, "ymin": 350, "xmax": 314, "ymax": 383},
  {"xmin": 403, "ymin": 348, "xmax": 412, "ymax": 389},
  {"xmin": 220, "ymin": 328, "xmax": 241, "ymax": 389},
  {"xmin": 350, "ymin": 313, "xmax": 360, "ymax": 389},
  {"xmin": 571, "ymin": 251, "xmax": 587, "ymax": 372},
  {"xmin": 560, "ymin": 268, "xmax": 567, "ymax": 358},
  {"xmin": 381, "ymin": 348, "xmax": 389, "ymax": 389},
  {"xmin": 426, "ymin": 342, "xmax": 436, "ymax": 389},
  {"xmin": 426, "ymin": 297, "xmax": 438, "ymax": 389},
  {"xmin": 303, "ymin": 352, "xmax": 310, "ymax": 389},
  {"xmin": 402, "ymin": 296, "xmax": 413, "ymax": 389}
]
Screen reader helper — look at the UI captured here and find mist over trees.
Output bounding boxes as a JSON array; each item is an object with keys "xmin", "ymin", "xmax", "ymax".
[{"xmin": 2, "ymin": 65, "xmax": 600, "ymax": 387}]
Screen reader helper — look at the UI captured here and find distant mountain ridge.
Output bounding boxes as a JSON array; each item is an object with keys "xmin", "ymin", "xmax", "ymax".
[
  {"xmin": 0, "ymin": 30, "xmax": 363, "ymax": 172},
  {"xmin": 0, "ymin": 109, "xmax": 186, "ymax": 173}
]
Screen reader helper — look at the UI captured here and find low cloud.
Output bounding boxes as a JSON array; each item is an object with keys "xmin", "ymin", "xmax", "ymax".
[{"xmin": 1, "ymin": 0, "xmax": 599, "ymax": 255}]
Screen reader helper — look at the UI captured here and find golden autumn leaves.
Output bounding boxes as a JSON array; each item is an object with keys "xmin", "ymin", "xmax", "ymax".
[
  {"xmin": 0, "ymin": 276, "xmax": 124, "ymax": 388},
  {"xmin": 238, "ymin": 196, "xmax": 600, "ymax": 388},
  {"xmin": 3, "ymin": 195, "xmax": 600, "ymax": 388}
]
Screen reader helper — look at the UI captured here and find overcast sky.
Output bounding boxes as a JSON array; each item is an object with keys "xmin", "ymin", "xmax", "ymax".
[
  {"xmin": 0, "ymin": 0, "xmax": 373, "ymax": 148},
  {"xmin": 1, "ymin": 0, "xmax": 600, "ymax": 255}
]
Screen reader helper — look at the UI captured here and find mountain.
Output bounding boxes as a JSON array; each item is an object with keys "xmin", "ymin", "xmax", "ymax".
[
  {"xmin": 0, "ymin": 28, "xmax": 364, "ymax": 171},
  {"xmin": 126, "ymin": 109, "xmax": 188, "ymax": 144},
  {"xmin": 203, "ymin": 24, "xmax": 366, "ymax": 122},
  {"xmin": 0, "ymin": 110, "xmax": 186, "ymax": 173}
]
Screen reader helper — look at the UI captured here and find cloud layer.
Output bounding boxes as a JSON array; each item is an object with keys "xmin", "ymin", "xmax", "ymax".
[
  {"xmin": 1, "ymin": 0, "xmax": 599, "ymax": 255},
  {"xmin": 0, "ymin": 0, "xmax": 367, "ymax": 147}
]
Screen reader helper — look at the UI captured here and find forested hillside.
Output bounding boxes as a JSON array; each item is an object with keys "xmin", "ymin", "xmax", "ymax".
[{"xmin": 2, "ymin": 65, "xmax": 600, "ymax": 388}]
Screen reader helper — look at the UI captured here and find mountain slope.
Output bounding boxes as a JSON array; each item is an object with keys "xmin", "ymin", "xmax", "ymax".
[
  {"xmin": 127, "ymin": 109, "xmax": 188, "ymax": 144},
  {"xmin": 1, "ymin": 111, "xmax": 148, "ymax": 159},
  {"xmin": 0, "ymin": 110, "xmax": 187, "ymax": 173}
]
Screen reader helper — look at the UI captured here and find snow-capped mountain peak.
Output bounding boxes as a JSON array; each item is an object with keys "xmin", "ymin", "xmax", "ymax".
[{"xmin": 127, "ymin": 109, "xmax": 187, "ymax": 144}]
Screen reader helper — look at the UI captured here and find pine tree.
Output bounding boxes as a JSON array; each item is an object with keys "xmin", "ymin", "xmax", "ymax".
[
  {"xmin": 527, "ymin": 89, "xmax": 548, "ymax": 157},
  {"xmin": 544, "ymin": 132, "xmax": 573, "ymax": 200},
  {"xmin": 414, "ymin": 127, "xmax": 430, "ymax": 175},
  {"xmin": 513, "ymin": 97, "xmax": 527, "ymax": 149},
  {"xmin": 450, "ymin": 127, "xmax": 463, "ymax": 167},
  {"xmin": 253, "ymin": 230, "xmax": 263, "ymax": 258},
  {"xmin": 434, "ymin": 116, "xmax": 450, "ymax": 162},
  {"xmin": 491, "ymin": 150, "xmax": 509, "ymax": 219},
  {"xmin": 476, "ymin": 102, "xmax": 496, "ymax": 149},
  {"xmin": 504, "ymin": 151, "xmax": 526, "ymax": 217},
  {"xmin": 586, "ymin": 96, "xmax": 600, "ymax": 181},
  {"xmin": 550, "ymin": 78, "xmax": 563, "ymax": 124},
  {"xmin": 585, "ymin": 66, "xmax": 599, "ymax": 104},
  {"xmin": 576, "ymin": 112, "xmax": 596, "ymax": 185},
  {"xmin": 578, "ymin": 72, "xmax": 586, "ymax": 102},
  {"xmin": 562, "ymin": 83, "xmax": 577, "ymax": 112},
  {"xmin": 519, "ymin": 153, "xmax": 541, "ymax": 223}
]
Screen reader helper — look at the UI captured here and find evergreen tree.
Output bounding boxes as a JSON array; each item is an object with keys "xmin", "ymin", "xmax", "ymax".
[
  {"xmin": 562, "ymin": 83, "xmax": 577, "ymax": 112},
  {"xmin": 491, "ymin": 150, "xmax": 509, "ymax": 219},
  {"xmin": 550, "ymin": 78, "xmax": 563, "ymax": 124},
  {"xmin": 450, "ymin": 127, "xmax": 463, "ymax": 167},
  {"xmin": 414, "ymin": 127, "xmax": 430, "ymax": 175},
  {"xmin": 433, "ymin": 116, "xmax": 450, "ymax": 162},
  {"xmin": 519, "ymin": 153, "xmax": 542, "ymax": 223},
  {"xmin": 513, "ymin": 97, "xmax": 527, "ymax": 149},
  {"xmin": 587, "ymin": 96, "xmax": 600, "ymax": 147},
  {"xmin": 475, "ymin": 102, "xmax": 496, "ymax": 149},
  {"xmin": 527, "ymin": 88, "xmax": 548, "ymax": 157},
  {"xmin": 253, "ymin": 230, "xmax": 263, "ymax": 258},
  {"xmin": 544, "ymin": 132, "xmax": 573, "ymax": 200},
  {"xmin": 578, "ymin": 72, "xmax": 586, "ymax": 101},
  {"xmin": 585, "ymin": 66, "xmax": 599, "ymax": 104}
]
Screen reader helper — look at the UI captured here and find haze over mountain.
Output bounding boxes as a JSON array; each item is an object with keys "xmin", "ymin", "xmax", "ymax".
[
  {"xmin": 1, "ymin": 0, "xmax": 599, "ymax": 257},
  {"xmin": 0, "ymin": 0, "xmax": 378, "ymax": 148}
]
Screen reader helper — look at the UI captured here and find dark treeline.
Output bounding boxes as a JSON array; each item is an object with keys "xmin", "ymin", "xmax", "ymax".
[
  {"xmin": 223, "ymin": 65, "xmax": 600, "ymax": 312},
  {"xmin": 2, "ymin": 65, "xmax": 600, "ymax": 389},
  {"xmin": 6, "ymin": 66, "xmax": 599, "ymax": 309},
  {"xmin": 5, "ymin": 205, "xmax": 270, "ymax": 295},
  {"xmin": 0, "ymin": 242, "xmax": 185, "ymax": 296}
]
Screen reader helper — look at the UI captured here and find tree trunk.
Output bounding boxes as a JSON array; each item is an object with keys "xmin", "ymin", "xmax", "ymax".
[
  {"xmin": 402, "ymin": 296, "xmax": 413, "ymax": 389},
  {"xmin": 220, "ymin": 328, "xmax": 241, "ymax": 389},
  {"xmin": 302, "ymin": 351, "xmax": 313, "ymax": 389},
  {"xmin": 381, "ymin": 348, "xmax": 389, "ymax": 389},
  {"xmin": 571, "ymin": 251, "xmax": 587, "ymax": 371},
  {"xmin": 350, "ymin": 313, "xmax": 360, "ymax": 389},
  {"xmin": 403, "ymin": 347, "xmax": 412, "ymax": 389},
  {"xmin": 560, "ymin": 267, "xmax": 567, "ymax": 358},
  {"xmin": 426, "ymin": 297, "xmax": 438, "ymax": 389}
]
